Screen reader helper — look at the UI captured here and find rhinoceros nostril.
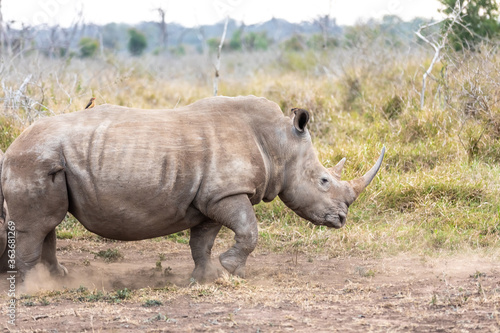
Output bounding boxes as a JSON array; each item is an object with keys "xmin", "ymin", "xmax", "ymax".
[{"xmin": 338, "ymin": 213, "xmax": 347, "ymax": 226}]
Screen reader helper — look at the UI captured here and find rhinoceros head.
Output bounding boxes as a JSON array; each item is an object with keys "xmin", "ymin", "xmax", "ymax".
[{"xmin": 278, "ymin": 108, "xmax": 385, "ymax": 229}]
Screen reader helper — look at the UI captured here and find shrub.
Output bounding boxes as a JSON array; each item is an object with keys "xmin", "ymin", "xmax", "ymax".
[
  {"xmin": 383, "ymin": 95, "xmax": 404, "ymax": 119},
  {"xmin": 78, "ymin": 37, "xmax": 99, "ymax": 58},
  {"xmin": 128, "ymin": 28, "xmax": 148, "ymax": 56},
  {"xmin": 94, "ymin": 249, "xmax": 123, "ymax": 262},
  {"xmin": 282, "ymin": 35, "xmax": 305, "ymax": 52}
]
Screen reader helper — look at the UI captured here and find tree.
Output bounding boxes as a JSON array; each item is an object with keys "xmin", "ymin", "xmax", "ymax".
[
  {"xmin": 78, "ymin": 37, "xmax": 99, "ymax": 58},
  {"xmin": 155, "ymin": 7, "xmax": 167, "ymax": 52},
  {"xmin": 127, "ymin": 28, "xmax": 147, "ymax": 56},
  {"xmin": 244, "ymin": 32, "xmax": 270, "ymax": 51},
  {"xmin": 229, "ymin": 28, "xmax": 242, "ymax": 51},
  {"xmin": 315, "ymin": 14, "xmax": 331, "ymax": 49},
  {"xmin": 439, "ymin": 0, "xmax": 500, "ymax": 50},
  {"xmin": 416, "ymin": 2, "xmax": 465, "ymax": 108}
]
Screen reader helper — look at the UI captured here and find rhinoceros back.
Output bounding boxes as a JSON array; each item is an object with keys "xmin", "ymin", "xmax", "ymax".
[{"xmin": 3, "ymin": 96, "xmax": 284, "ymax": 240}]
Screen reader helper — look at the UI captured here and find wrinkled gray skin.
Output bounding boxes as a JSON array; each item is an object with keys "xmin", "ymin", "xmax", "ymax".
[{"xmin": 0, "ymin": 96, "xmax": 384, "ymax": 282}]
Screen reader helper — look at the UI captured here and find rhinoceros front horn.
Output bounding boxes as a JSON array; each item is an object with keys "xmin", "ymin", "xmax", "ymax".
[{"xmin": 348, "ymin": 147, "xmax": 386, "ymax": 200}]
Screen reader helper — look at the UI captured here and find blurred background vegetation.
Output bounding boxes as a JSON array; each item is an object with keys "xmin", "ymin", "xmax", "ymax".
[{"xmin": 0, "ymin": 0, "xmax": 499, "ymax": 258}]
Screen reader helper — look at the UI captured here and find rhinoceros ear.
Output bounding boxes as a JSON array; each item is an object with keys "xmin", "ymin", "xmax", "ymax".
[{"xmin": 291, "ymin": 108, "xmax": 310, "ymax": 133}]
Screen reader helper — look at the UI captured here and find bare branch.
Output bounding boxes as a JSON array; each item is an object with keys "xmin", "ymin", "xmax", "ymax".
[
  {"xmin": 213, "ymin": 16, "xmax": 229, "ymax": 96},
  {"xmin": 415, "ymin": 2, "xmax": 466, "ymax": 109}
]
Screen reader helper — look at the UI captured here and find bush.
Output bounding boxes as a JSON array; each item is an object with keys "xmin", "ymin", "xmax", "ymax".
[
  {"xmin": 308, "ymin": 34, "xmax": 339, "ymax": 50},
  {"xmin": 78, "ymin": 37, "xmax": 99, "ymax": 58},
  {"xmin": 439, "ymin": 0, "xmax": 500, "ymax": 50},
  {"xmin": 444, "ymin": 47, "xmax": 500, "ymax": 162},
  {"xmin": 245, "ymin": 31, "xmax": 270, "ymax": 51},
  {"xmin": 128, "ymin": 28, "xmax": 148, "ymax": 56},
  {"xmin": 383, "ymin": 95, "xmax": 404, "ymax": 119},
  {"xmin": 207, "ymin": 37, "xmax": 220, "ymax": 53},
  {"xmin": 282, "ymin": 35, "xmax": 305, "ymax": 52},
  {"xmin": 229, "ymin": 29, "xmax": 242, "ymax": 51},
  {"xmin": 94, "ymin": 249, "xmax": 123, "ymax": 262}
]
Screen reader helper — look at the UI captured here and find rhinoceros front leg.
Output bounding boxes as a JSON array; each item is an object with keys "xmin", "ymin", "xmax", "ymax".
[
  {"xmin": 206, "ymin": 194, "xmax": 258, "ymax": 278},
  {"xmin": 189, "ymin": 220, "xmax": 222, "ymax": 283},
  {"xmin": 41, "ymin": 229, "xmax": 68, "ymax": 276}
]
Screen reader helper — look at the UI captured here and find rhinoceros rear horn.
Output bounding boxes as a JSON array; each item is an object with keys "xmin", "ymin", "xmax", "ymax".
[
  {"xmin": 329, "ymin": 157, "xmax": 346, "ymax": 180},
  {"xmin": 348, "ymin": 147, "xmax": 385, "ymax": 200},
  {"xmin": 291, "ymin": 108, "xmax": 310, "ymax": 133}
]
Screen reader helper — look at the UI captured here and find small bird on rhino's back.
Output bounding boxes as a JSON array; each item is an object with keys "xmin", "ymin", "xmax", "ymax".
[{"xmin": 85, "ymin": 97, "xmax": 96, "ymax": 109}]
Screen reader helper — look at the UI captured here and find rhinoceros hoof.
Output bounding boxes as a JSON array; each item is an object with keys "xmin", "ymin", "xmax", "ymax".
[
  {"xmin": 50, "ymin": 264, "xmax": 68, "ymax": 277},
  {"xmin": 219, "ymin": 253, "xmax": 246, "ymax": 278},
  {"xmin": 192, "ymin": 264, "xmax": 221, "ymax": 283}
]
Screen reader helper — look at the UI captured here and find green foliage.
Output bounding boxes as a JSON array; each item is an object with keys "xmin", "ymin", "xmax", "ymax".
[
  {"xmin": 0, "ymin": 117, "xmax": 21, "ymax": 151},
  {"xmin": 56, "ymin": 214, "xmax": 92, "ymax": 239},
  {"xmin": 220, "ymin": 30, "xmax": 270, "ymax": 52},
  {"xmin": 207, "ymin": 37, "xmax": 220, "ymax": 53},
  {"xmin": 115, "ymin": 288, "xmax": 131, "ymax": 300},
  {"xmin": 307, "ymin": 34, "xmax": 339, "ymax": 50},
  {"xmin": 164, "ymin": 231, "xmax": 189, "ymax": 244},
  {"xmin": 244, "ymin": 31, "xmax": 269, "ymax": 51},
  {"xmin": 78, "ymin": 37, "xmax": 99, "ymax": 58},
  {"xmin": 94, "ymin": 248, "xmax": 123, "ymax": 262},
  {"xmin": 127, "ymin": 28, "xmax": 148, "ymax": 56},
  {"xmin": 229, "ymin": 29, "xmax": 242, "ymax": 51},
  {"xmin": 143, "ymin": 299, "xmax": 163, "ymax": 307},
  {"xmin": 282, "ymin": 35, "xmax": 305, "ymax": 52},
  {"xmin": 74, "ymin": 286, "xmax": 132, "ymax": 303},
  {"xmin": 439, "ymin": 0, "xmax": 500, "ymax": 50}
]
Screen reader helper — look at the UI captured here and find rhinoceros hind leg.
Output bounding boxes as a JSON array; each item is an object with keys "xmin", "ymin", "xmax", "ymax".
[
  {"xmin": 3, "ymin": 158, "xmax": 69, "ymax": 279},
  {"xmin": 206, "ymin": 195, "xmax": 258, "ymax": 279},
  {"xmin": 189, "ymin": 220, "xmax": 222, "ymax": 283},
  {"xmin": 41, "ymin": 229, "xmax": 68, "ymax": 276}
]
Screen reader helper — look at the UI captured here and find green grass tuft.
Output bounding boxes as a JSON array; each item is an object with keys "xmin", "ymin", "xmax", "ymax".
[{"xmin": 94, "ymin": 249, "xmax": 123, "ymax": 262}]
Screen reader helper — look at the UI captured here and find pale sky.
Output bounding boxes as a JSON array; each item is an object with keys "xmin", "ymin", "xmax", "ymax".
[{"xmin": 3, "ymin": 0, "xmax": 443, "ymax": 28}]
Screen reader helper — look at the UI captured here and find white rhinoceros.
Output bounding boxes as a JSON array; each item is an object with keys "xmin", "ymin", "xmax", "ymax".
[{"xmin": 0, "ymin": 96, "xmax": 384, "ymax": 281}]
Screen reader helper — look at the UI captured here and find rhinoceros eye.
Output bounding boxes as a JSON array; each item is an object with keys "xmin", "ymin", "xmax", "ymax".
[{"xmin": 319, "ymin": 177, "xmax": 331, "ymax": 190}]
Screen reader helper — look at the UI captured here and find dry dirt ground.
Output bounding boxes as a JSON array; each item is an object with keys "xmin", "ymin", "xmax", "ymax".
[{"xmin": 1, "ymin": 238, "xmax": 499, "ymax": 332}]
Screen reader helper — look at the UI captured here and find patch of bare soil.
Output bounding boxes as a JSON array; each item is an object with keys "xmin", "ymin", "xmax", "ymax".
[{"xmin": 1, "ymin": 239, "xmax": 499, "ymax": 332}]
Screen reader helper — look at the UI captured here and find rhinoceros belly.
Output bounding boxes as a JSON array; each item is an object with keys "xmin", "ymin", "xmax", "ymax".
[{"xmin": 63, "ymin": 121, "xmax": 209, "ymax": 240}]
